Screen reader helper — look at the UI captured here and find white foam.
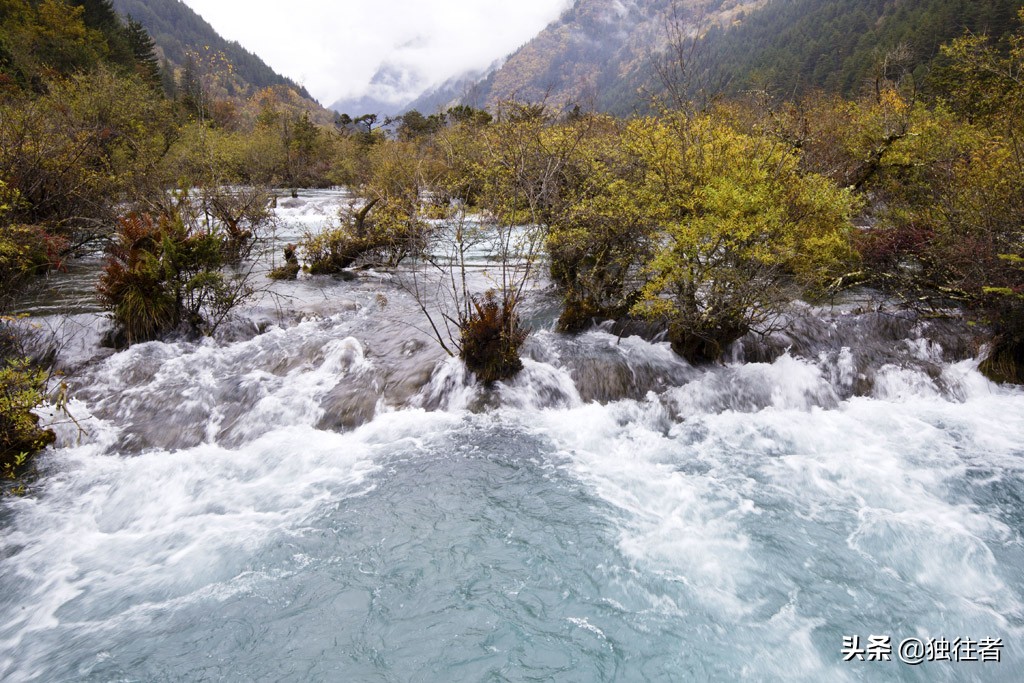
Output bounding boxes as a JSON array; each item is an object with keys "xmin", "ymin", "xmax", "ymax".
[
  {"xmin": 524, "ymin": 347, "xmax": 1024, "ymax": 669},
  {"xmin": 533, "ymin": 399, "xmax": 757, "ymax": 618},
  {"xmin": 0, "ymin": 404, "xmax": 468, "ymax": 680}
]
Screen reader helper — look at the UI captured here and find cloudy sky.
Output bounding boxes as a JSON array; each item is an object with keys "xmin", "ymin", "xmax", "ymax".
[{"xmin": 181, "ymin": 0, "xmax": 571, "ymax": 106}]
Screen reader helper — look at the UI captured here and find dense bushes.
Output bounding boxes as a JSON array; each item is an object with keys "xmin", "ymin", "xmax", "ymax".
[
  {"xmin": 0, "ymin": 68, "xmax": 174, "ymax": 252},
  {"xmin": 481, "ymin": 110, "xmax": 857, "ymax": 362},
  {"xmin": 864, "ymin": 117, "xmax": 1024, "ymax": 381},
  {"xmin": 0, "ymin": 225, "xmax": 53, "ymax": 290},
  {"xmin": 810, "ymin": 12, "xmax": 1024, "ymax": 382},
  {"xmin": 301, "ymin": 225, "xmax": 371, "ymax": 274},
  {"xmin": 627, "ymin": 114, "xmax": 856, "ymax": 361},
  {"xmin": 98, "ymin": 187, "xmax": 270, "ymax": 345},
  {"xmin": 299, "ymin": 139, "xmax": 433, "ymax": 273},
  {"xmin": 0, "ymin": 183, "xmax": 63, "ymax": 303}
]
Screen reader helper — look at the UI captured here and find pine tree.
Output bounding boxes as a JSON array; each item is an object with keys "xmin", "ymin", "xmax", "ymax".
[
  {"xmin": 70, "ymin": 0, "xmax": 134, "ymax": 68},
  {"xmin": 124, "ymin": 17, "xmax": 160, "ymax": 86},
  {"xmin": 74, "ymin": 0, "xmax": 122, "ymax": 30},
  {"xmin": 178, "ymin": 57, "xmax": 206, "ymax": 120}
]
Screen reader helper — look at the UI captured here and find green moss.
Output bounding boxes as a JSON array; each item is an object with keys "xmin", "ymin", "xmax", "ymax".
[{"xmin": 268, "ymin": 262, "xmax": 300, "ymax": 280}]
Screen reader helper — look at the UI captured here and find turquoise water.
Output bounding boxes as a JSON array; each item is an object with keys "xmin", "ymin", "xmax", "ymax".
[{"xmin": 2, "ymin": 192, "xmax": 1022, "ymax": 681}]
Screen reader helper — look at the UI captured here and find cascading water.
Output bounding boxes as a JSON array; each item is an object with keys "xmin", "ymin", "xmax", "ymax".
[{"xmin": 1, "ymin": 189, "xmax": 1022, "ymax": 681}]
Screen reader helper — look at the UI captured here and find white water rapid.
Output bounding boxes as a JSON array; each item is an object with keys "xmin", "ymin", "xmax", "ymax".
[{"xmin": 1, "ymin": 190, "xmax": 1021, "ymax": 681}]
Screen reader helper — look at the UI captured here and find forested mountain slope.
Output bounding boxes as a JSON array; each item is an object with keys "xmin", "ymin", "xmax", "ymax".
[
  {"xmin": 464, "ymin": 0, "xmax": 1023, "ymax": 113},
  {"xmin": 696, "ymin": 0, "xmax": 1024, "ymax": 97},
  {"xmin": 0, "ymin": 0, "xmax": 158, "ymax": 91},
  {"xmin": 110, "ymin": 0, "xmax": 314, "ymax": 100},
  {"xmin": 467, "ymin": 0, "xmax": 765, "ymax": 114}
]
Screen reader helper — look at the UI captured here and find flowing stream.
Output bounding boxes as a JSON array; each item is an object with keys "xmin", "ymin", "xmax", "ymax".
[{"xmin": 2, "ymin": 190, "xmax": 1023, "ymax": 681}]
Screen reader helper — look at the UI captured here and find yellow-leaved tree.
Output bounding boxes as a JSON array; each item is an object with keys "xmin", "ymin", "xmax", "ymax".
[{"xmin": 627, "ymin": 113, "xmax": 857, "ymax": 362}]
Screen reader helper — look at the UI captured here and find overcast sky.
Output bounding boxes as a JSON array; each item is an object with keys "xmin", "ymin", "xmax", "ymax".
[{"xmin": 180, "ymin": 0, "xmax": 571, "ymax": 105}]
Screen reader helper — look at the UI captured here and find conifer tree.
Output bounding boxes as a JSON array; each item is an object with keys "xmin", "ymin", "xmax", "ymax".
[{"xmin": 124, "ymin": 16, "xmax": 161, "ymax": 86}]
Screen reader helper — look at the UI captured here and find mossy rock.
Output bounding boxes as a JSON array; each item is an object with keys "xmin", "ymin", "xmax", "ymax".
[
  {"xmin": 980, "ymin": 338, "xmax": 1024, "ymax": 384},
  {"xmin": 668, "ymin": 321, "xmax": 748, "ymax": 364},
  {"xmin": 268, "ymin": 262, "xmax": 300, "ymax": 280}
]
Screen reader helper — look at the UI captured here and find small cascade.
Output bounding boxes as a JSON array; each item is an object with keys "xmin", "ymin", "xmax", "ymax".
[
  {"xmin": 4, "ymin": 188, "xmax": 1023, "ymax": 681},
  {"xmin": 59, "ymin": 302, "xmax": 997, "ymax": 456},
  {"xmin": 526, "ymin": 329, "xmax": 698, "ymax": 403},
  {"xmin": 732, "ymin": 305, "xmax": 979, "ymax": 398}
]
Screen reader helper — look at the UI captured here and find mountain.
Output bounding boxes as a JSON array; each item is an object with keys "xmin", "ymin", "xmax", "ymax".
[
  {"xmin": 329, "ymin": 94, "xmax": 405, "ymax": 119},
  {"xmin": 110, "ymin": 0, "xmax": 314, "ymax": 100},
  {"xmin": 459, "ymin": 0, "xmax": 1024, "ymax": 114},
  {"xmin": 696, "ymin": 0, "xmax": 1024, "ymax": 97},
  {"xmin": 329, "ymin": 63, "xmax": 421, "ymax": 118},
  {"xmin": 403, "ymin": 67, "xmax": 496, "ymax": 116},
  {"xmin": 462, "ymin": 0, "xmax": 766, "ymax": 114}
]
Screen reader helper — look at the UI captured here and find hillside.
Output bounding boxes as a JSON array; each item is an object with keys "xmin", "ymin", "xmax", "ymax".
[
  {"xmin": 110, "ymin": 0, "xmax": 314, "ymax": 100},
  {"xmin": 464, "ymin": 0, "xmax": 1024, "ymax": 113},
  {"xmin": 0, "ymin": 0, "xmax": 158, "ymax": 92},
  {"xmin": 697, "ymin": 0, "xmax": 1024, "ymax": 97},
  {"xmin": 464, "ymin": 0, "xmax": 765, "ymax": 114}
]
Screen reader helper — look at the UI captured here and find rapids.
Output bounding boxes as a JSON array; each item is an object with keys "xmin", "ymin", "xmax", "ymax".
[{"xmin": 1, "ymin": 189, "xmax": 1022, "ymax": 681}]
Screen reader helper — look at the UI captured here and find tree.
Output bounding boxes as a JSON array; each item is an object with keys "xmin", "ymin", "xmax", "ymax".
[
  {"xmin": 933, "ymin": 8, "xmax": 1024, "ymax": 130},
  {"xmin": 70, "ymin": 0, "xmax": 134, "ymax": 68},
  {"xmin": 354, "ymin": 113, "xmax": 378, "ymax": 132},
  {"xmin": 284, "ymin": 111, "xmax": 330, "ymax": 185},
  {"xmin": 395, "ymin": 109, "xmax": 444, "ymax": 140},
  {"xmin": 446, "ymin": 105, "xmax": 492, "ymax": 126},
  {"xmin": 300, "ymin": 138, "xmax": 431, "ymax": 273},
  {"xmin": 0, "ymin": 68, "xmax": 175, "ymax": 253},
  {"xmin": 544, "ymin": 114, "xmax": 660, "ymax": 331},
  {"xmin": 855, "ymin": 12, "xmax": 1024, "ymax": 382},
  {"xmin": 627, "ymin": 113, "xmax": 856, "ymax": 362},
  {"xmin": 178, "ymin": 56, "xmax": 207, "ymax": 120},
  {"xmin": 124, "ymin": 16, "xmax": 161, "ymax": 87},
  {"xmin": 405, "ymin": 105, "xmax": 589, "ymax": 382}
]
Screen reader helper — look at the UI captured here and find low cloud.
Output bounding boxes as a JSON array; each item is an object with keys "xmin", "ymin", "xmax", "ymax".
[{"xmin": 182, "ymin": 0, "xmax": 571, "ymax": 104}]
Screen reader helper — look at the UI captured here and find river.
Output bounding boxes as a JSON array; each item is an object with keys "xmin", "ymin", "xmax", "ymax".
[{"xmin": 1, "ymin": 190, "xmax": 1022, "ymax": 681}]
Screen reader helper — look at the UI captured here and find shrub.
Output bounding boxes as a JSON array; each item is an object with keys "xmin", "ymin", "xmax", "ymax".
[
  {"xmin": 300, "ymin": 226, "xmax": 370, "ymax": 275},
  {"xmin": 300, "ymin": 138, "xmax": 433, "ymax": 272},
  {"xmin": 0, "ymin": 225, "xmax": 55, "ymax": 292},
  {"xmin": 268, "ymin": 243, "xmax": 300, "ymax": 280},
  {"xmin": 459, "ymin": 290, "xmax": 528, "ymax": 384},
  {"xmin": 0, "ymin": 181, "xmax": 67, "ymax": 299},
  {"xmin": 0, "ymin": 357, "xmax": 54, "ymax": 479},
  {"xmin": 98, "ymin": 206, "xmax": 255, "ymax": 345},
  {"xmin": 300, "ymin": 200, "xmax": 429, "ymax": 274},
  {"xmin": 0, "ymin": 69, "xmax": 174, "ymax": 250}
]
